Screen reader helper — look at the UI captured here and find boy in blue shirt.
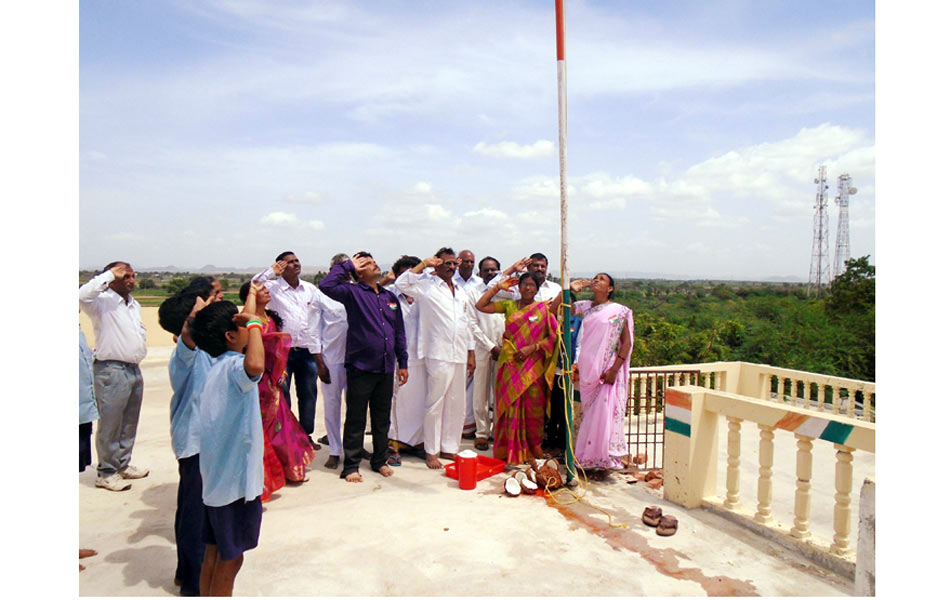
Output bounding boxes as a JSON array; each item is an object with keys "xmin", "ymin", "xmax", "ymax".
[
  {"xmin": 159, "ymin": 292, "xmax": 215, "ymax": 596},
  {"xmin": 190, "ymin": 285, "xmax": 266, "ymax": 596}
]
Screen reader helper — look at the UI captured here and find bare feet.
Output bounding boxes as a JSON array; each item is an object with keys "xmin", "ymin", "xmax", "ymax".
[
  {"xmin": 439, "ymin": 451, "xmax": 456, "ymax": 461},
  {"xmin": 426, "ymin": 454, "xmax": 444, "ymax": 469},
  {"xmin": 324, "ymin": 455, "xmax": 340, "ymax": 469},
  {"xmin": 344, "ymin": 472, "xmax": 363, "ymax": 483},
  {"xmin": 79, "ymin": 549, "xmax": 97, "ymax": 559},
  {"xmin": 378, "ymin": 465, "xmax": 394, "ymax": 477}
]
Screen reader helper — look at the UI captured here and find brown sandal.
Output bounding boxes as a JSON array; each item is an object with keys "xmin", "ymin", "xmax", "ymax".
[
  {"xmin": 656, "ymin": 515, "xmax": 678, "ymax": 536},
  {"xmin": 642, "ymin": 506, "xmax": 662, "ymax": 527}
]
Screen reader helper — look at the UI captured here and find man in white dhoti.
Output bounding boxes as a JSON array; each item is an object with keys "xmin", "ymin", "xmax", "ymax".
[
  {"xmin": 466, "ymin": 256, "xmax": 506, "ymax": 452},
  {"xmin": 312, "ymin": 253, "xmax": 350, "ymax": 470},
  {"xmin": 395, "ymin": 248, "xmax": 476, "ymax": 469}
]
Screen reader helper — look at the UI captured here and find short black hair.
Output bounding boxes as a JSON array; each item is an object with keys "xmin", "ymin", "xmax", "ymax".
[
  {"xmin": 190, "ymin": 301, "xmax": 239, "ymax": 358},
  {"xmin": 353, "ymin": 250, "xmax": 373, "ymax": 260},
  {"xmin": 478, "ymin": 256, "xmax": 500, "ymax": 272},
  {"xmin": 392, "ymin": 255, "xmax": 421, "ymax": 277},
  {"xmin": 158, "ymin": 293, "xmax": 197, "ymax": 335},
  {"xmin": 529, "ymin": 252, "xmax": 548, "ymax": 264},
  {"xmin": 103, "ymin": 261, "xmax": 130, "ymax": 272},
  {"xmin": 181, "ymin": 276, "xmax": 215, "ymax": 300},
  {"xmin": 597, "ymin": 272, "xmax": 616, "ymax": 299},
  {"xmin": 275, "ymin": 251, "xmax": 296, "ymax": 262},
  {"xmin": 435, "ymin": 247, "xmax": 455, "ymax": 259}
]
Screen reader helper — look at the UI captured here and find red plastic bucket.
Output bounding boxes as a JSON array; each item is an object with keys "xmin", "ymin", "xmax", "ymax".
[{"xmin": 457, "ymin": 450, "xmax": 478, "ymax": 490}]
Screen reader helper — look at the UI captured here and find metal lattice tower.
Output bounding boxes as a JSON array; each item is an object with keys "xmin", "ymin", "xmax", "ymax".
[
  {"xmin": 833, "ymin": 174, "xmax": 857, "ymax": 280},
  {"xmin": 808, "ymin": 165, "xmax": 830, "ymax": 295}
]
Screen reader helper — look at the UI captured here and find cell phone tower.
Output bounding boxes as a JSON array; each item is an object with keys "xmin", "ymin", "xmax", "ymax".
[
  {"xmin": 833, "ymin": 174, "xmax": 857, "ymax": 280},
  {"xmin": 808, "ymin": 165, "xmax": 830, "ymax": 296}
]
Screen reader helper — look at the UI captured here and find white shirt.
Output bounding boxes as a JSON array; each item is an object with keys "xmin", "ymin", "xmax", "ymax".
[
  {"xmin": 78, "ymin": 270, "xmax": 148, "ymax": 364},
  {"xmin": 395, "ymin": 270, "xmax": 475, "ymax": 364},
  {"xmin": 487, "ymin": 273, "xmax": 563, "ymax": 303},
  {"xmin": 252, "ymin": 267, "xmax": 320, "ymax": 352},
  {"xmin": 389, "ymin": 285, "xmax": 422, "ymax": 361},
  {"xmin": 466, "ymin": 281, "xmax": 506, "ymax": 361},
  {"xmin": 453, "ymin": 271, "xmax": 482, "ymax": 295},
  {"xmin": 309, "ymin": 288, "xmax": 348, "ymax": 365}
]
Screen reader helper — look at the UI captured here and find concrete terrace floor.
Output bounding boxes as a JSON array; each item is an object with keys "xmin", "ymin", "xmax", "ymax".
[{"xmin": 78, "ymin": 344, "xmax": 866, "ymax": 596}]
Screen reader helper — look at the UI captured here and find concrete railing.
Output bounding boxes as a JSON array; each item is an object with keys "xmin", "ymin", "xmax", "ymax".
[
  {"xmin": 634, "ymin": 361, "xmax": 875, "ymax": 423},
  {"xmin": 662, "ymin": 384, "xmax": 875, "ymax": 577}
]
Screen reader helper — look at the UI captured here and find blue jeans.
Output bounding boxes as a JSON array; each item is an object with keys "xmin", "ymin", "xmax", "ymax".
[{"xmin": 282, "ymin": 348, "xmax": 318, "ymax": 435}]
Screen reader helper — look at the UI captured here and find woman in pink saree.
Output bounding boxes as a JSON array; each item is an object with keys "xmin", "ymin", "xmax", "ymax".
[
  {"xmin": 240, "ymin": 283, "xmax": 315, "ymax": 493},
  {"xmin": 475, "ymin": 272, "xmax": 558, "ymax": 465},
  {"xmin": 570, "ymin": 273, "xmax": 634, "ymax": 471}
]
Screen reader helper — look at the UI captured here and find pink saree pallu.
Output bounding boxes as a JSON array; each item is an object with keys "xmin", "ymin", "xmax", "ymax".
[
  {"xmin": 261, "ymin": 321, "xmax": 314, "ymax": 483},
  {"xmin": 573, "ymin": 301, "xmax": 634, "ymax": 470},
  {"xmin": 492, "ymin": 300, "xmax": 558, "ymax": 465}
]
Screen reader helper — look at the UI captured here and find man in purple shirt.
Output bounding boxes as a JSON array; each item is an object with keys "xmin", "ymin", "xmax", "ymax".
[{"xmin": 319, "ymin": 251, "xmax": 408, "ymax": 483}]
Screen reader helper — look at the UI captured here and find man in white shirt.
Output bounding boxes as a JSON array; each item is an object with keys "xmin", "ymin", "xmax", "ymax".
[
  {"xmin": 395, "ymin": 247, "xmax": 476, "ymax": 469},
  {"xmin": 489, "ymin": 253, "xmax": 562, "ymax": 303},
  {"xmin": 451, "ymin": 250, "xmax": 481, "ymax": 440},
  {"xmin": 79, "ymin": 261, "xmax": 149, "ymax": 492},
  {"xmin": 466, "ymin": 256, "xmax": 506, "ymax": 452},
  {"xmin": 252, "ymin": 251, "xmax": 323, "ymax": 448},
  {"xmin": 311, "ymin": 253, "xmax": 350, "ymax": 469}
]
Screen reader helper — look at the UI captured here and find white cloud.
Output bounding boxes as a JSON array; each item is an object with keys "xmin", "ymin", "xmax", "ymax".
[
  {"xmin": 261, "ymin": 211, "xmax": 300, "ymax": 227},
  {"xmin": 473, "ymin": 140, "xmax": 555, "ymax": 159},
  {"xmin": 308, "ymin": 220, "xmax": 325, "ymax": 231},
  {"xmin": 413, "ymin": 182, "xmax": 433, "ymax": 194}
]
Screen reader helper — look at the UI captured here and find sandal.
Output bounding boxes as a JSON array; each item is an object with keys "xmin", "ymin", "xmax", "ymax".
[
  {"xmin": 474, "ymin": 438, "xmax": 490, "ymax": 451},
  {"xmin": 387, "ymin": 453, "xmax": 402, "ymax": 467},
  {"xmin": 656, "ymin": 515, "xmax": 678, "ymax": 536},
  {"xmin": 642, "ymin": 506, "xmax": 662, "ymax": 527}
]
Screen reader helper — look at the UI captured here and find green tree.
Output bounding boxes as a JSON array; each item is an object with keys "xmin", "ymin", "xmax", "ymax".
[
  {"xmin": 165, "ymin": 277, "xmax": 189, "ymax": 295},
  {"xmin": 826, "ymin": 256, "xmax": 875, "ymax": 314},
  {"xmin": 219, "ymin": 277, "xmax": 231, "ymax": 291},
  {"xmin": 138, "ymin": 278, "xmax": 156, "ymax": 290}
]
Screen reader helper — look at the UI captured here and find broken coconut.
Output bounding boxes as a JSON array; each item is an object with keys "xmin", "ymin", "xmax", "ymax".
[
  {"xmin": 536, "ymin": 464, "xmax": 562, "ymax": 490},
  {"xmin": 520, "ymin": 478, "xmax": 538, "ymax": 495},
  {"xmin": 504, "ymin": 477, "xmax": 522, "ymax": 497},
  {"xmin": 513, "ymin": 471, "xmax": 528, "ymax": 484}
]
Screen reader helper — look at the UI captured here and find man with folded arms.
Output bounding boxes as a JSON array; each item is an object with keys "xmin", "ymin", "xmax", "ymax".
[{"xmin": 79, "ymin": 261, "xmax": 149, "ymax": 491}]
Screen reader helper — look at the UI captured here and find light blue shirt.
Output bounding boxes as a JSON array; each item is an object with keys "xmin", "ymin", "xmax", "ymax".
[
  {"xmin": 199, "ymin": 352, "xmax": 263, "ymax": 507},
  {"xmin": 169, "ymin": 337, "xmax": 212, "ymax": 460},
  {"xmin": 79, "ymin": 326, "xmax": 98, "ymax": 425}
]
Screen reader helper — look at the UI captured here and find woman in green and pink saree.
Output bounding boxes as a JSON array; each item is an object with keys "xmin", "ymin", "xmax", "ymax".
[{"xmin": 475, "ymin": 272, "xmax": 558, "ymax": 465}]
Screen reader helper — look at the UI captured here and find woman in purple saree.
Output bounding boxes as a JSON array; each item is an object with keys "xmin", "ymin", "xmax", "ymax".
[{"xmin": 570, "ymin": 273, "xmax": 634, "ymax": 471}]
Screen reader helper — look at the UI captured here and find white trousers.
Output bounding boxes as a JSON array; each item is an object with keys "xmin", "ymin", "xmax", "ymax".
[
  {"xmin": 320, "ymin": 362, "xmax": 348, "ymax": 456},
  {"xmin": 462, "ymin": 373, "xmax": 475, "ymax": 435},
  {"xmin": 423, "ymin": 358, "xmax": 467, "ymax": 455},
  {"xmin": 472, "ymin": 356, "xmax": 497, "ymax": 439},
  {"xmin": 389, "ymin": 359, "xmax": 426, "ymax": 447}
]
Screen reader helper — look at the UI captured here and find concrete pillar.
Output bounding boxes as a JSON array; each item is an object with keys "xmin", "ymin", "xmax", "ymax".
[
  {"xmin": 663, "ymin": 387, "xmax": 718, "ymax": 509},
  {"xmin": 855, "ymin": 477, "xmax": 875, "ymax": 596}
]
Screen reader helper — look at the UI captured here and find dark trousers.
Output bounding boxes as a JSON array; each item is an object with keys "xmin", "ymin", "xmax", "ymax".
[
  {"xmin": 282, "ymin": 348, "xmax": 318, "ymax": 435},
  {"xmin": 545, "ymin": 374, "xmax": 570, "ymax": 452},
  {"xmin": 174, "ymin": 454, "xmax": 204, "ymax": 597},
  {"xmin": 341, "ymin": 368, "xmax": 393, "ymax": 477}
]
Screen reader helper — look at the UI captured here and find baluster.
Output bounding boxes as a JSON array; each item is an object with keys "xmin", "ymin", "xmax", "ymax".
[
  {"xmin": 754, "ymin": 425, "xmax": 775, "ymax": 524},
  {"xmin": 866, "ymin": 393, "xmax": 875, "ymax": 422},
  {"xmin": 790, "ymin": 435, "xmax": 813, "ymax": 539},
  {"xmin": 724, "ymin": 418, "xmax": 742, "ymax": 509},
  {"xmin": 846, "ymin": 388, "xmax": 856, "ymax": 418},
  {"xmin": 833, "ymin": 387, "xmax": 842, "ymax": 415},
  {"xmin": 760, "ymin": 374, "xmax": 771, "ymax": 401},
  {"xmin": 817, "ymin": 384, "xmax": 826, "ymax": 413},
  {"xmin": 831, "ymin": 444, "xmax": 855, "ymax": 555}
]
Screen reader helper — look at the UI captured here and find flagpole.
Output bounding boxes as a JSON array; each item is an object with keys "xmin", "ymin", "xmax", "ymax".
[{"xmin": 555, "ymin": 0, "xmax": 576, "ymax": 483}]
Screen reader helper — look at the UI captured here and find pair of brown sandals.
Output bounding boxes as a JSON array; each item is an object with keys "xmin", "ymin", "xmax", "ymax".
[{"xmin": 642, "ymin": 506, "xmax": 678, "ymax": 536}]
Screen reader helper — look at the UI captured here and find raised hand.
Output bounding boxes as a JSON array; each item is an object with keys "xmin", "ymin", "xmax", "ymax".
[
  {"xmin": 272, "ymin": 260, "xmax": 288, "ymax": 276},
  {"xmin": 423, "ymin": 256, "xmax": 443, "ymax": 269},
  {"xmin": 190, "ymin": 294, "xmax": 212, "ymax": 317},
  {"xmin": 353, "ymin": 255, "xmax": 375, "ymax": 277},
  {"xmin": 497, "ymin": 275, "xmax": 520, "ymax": 291},
  {"xmin": 378, "ymin": 270, "xmax": 396, "ymax": 286},
  {"xmin": 109, "ymin": 263, "xmax": 130, "ymax": 279},
  {"xmin": 570, "ymin": 279, "xmax": 591, "ymax": 293}
]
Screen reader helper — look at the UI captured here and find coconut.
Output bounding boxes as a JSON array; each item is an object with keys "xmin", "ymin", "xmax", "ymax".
[
  {"xmin": 536, "ymin": 465, "xmax": 562, "ymax": 490},
  {"xmin": 526, "ymin": 467, "xmax": 538, "ymax": 484},
  {"xmin": 513, "ymin": 471, "xmax": 527, "ymax": 484},
  {"xmin": 544, "ymin": 458, "xmax": 560, "ymax": 471},
  {"xmin": 504, "ymin": 477, "xmax": 522, "ymax": 496},
  {"xmin": 520, "ymin": 478, "xmax": 538, "ymax": 495}
]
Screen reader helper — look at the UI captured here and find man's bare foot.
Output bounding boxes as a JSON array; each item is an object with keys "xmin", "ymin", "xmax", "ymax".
[
  {"xmin": 378, "ymin": 465, "xmax": 394, "ymax": 477},
  {"xmin": 426, "ymin": 454, "xmax": 443, "ymax": 469},
  {"xmin": 344, "ymin": 472, "xmax": 363, "ymax": 483},
  {"xmin": 79, "ymin": 548, "xmax": 97, "ymax": 559},
  {"xmin": 439, "ymin": 451, "xmax": 456, "ymax": 461},
  {"xmin": 324, "ymin": 455, "xmax": 340, "ymax": 469}
]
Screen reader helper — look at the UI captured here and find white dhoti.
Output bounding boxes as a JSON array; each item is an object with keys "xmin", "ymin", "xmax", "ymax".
[
  {"xmin": 423, "ymin": 358, "xmax": 467, "ymax": 455},
  {"xmin": 472, "ymin": 357, "xmax": 497, "ymax": 439},
  {"xmin": 390, "ymin": 358, "xmax": 426, "ymax": 447},
  {"xmin": 320, "ymin": 362, "xmax": 347, "ymax": 457},
  {"xmin": 462, "ymin": 374, "xmax": 476, "ymax": 436}
]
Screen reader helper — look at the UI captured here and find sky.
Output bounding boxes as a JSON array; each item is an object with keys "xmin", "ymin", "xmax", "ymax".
[{"xmin": 78, "ymin": 0, "xmax": 875, "ymax": 280}]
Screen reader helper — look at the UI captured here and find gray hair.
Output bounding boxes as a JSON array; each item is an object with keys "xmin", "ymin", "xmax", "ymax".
[{"xmin": 330, "ymin": 253, "xmax": 350, "ymax": 269}]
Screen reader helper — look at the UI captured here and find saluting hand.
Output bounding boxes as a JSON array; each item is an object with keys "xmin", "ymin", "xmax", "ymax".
[{"xmin": 272, "ymin": 260, "xmax": 288, "ymax": 276}]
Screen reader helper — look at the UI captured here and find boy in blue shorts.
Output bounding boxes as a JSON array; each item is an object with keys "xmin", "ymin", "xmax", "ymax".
[
  {"xmin": 190, "ymin": 285, "xmax": 266, "ymax": 596},
  {"xmin": 158, "ymin": 292, "xmax": 215, "ymax": 596}
]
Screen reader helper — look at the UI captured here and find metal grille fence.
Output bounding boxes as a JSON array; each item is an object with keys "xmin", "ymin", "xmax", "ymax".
[{"xmin": 625, "ymin": 369, "xmax": 702, "ymax": 471}]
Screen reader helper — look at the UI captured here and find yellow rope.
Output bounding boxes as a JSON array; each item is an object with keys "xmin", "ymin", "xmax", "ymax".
[{"xmin": 539, "ymin": 309, "xmax": 627, "ymax": 529}]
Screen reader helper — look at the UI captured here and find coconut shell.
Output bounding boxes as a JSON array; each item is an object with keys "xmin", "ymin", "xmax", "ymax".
[
  {"xmin": 513, "ymin": 471, "xmax": 527, "ymax": 484},
  {"xmin": 504, "ymin": 477, "xmax": 522, "ymax": 496},
  {"xmin": 536, "ymin": 465, "xmax": 562, "ymax": 490},
  {"xmin": 520, "ymin": 478, "xmax": 538, "ymax": 495},
  {"xmin": 526, "ymin": 468, "xmax": 538, "ymax": 484},
  {"xmin": 544, "ymin": 458, "xmax": 560, "ymax": 471}
]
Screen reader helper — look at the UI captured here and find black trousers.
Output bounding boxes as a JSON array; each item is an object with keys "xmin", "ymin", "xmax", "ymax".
[
  {"xmin": 545, "ymin": 374, "xmax": 575, "ymax": 452},
  {"xmin": 341, "ymin": 368, "xmax": 393, "ymax": 477},
  {"xmin": 174, "ymin": 454, "xmax": 204, "ymax": 596}
]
